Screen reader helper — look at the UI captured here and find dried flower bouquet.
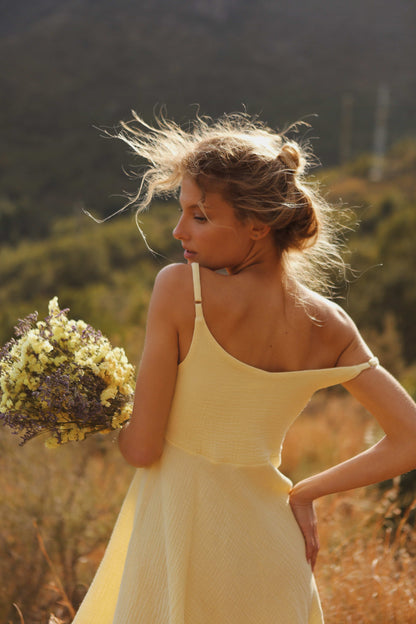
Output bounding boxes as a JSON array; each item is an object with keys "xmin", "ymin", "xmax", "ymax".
[{"xmin": 0, "ymin": 298, "xmax": 135, "ymax": 447}]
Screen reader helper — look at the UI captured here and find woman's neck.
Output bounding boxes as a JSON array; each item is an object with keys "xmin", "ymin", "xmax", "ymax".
[{"xmin": 226, "ymin": 236, "xmax": 283, "ymax": 277}]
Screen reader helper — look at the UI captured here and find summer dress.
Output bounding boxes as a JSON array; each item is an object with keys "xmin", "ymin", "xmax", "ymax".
[{"xmin": 72, "ymin": 262, "xmax": 378, "ymax": 623}]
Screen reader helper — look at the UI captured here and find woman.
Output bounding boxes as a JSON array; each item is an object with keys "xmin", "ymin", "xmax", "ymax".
[{"xmin": 73, "ymin": 113, "xmax": 416, "ymax": 623}]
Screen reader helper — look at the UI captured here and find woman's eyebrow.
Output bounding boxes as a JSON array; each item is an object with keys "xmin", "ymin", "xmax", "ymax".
[
  {"xmin": 180, "ymin": 202, "xmax": 204, "ymax": 210},
  {"xmin": 180, "ymin": 199, "xmax": 212, "ymax": 213}
]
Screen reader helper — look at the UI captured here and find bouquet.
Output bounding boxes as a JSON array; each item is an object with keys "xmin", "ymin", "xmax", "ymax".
[{"xmin": 0, "ymin": 298, "xmax": 135, "ymax": 447}]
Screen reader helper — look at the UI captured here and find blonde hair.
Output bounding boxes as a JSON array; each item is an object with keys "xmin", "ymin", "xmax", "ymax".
[{"xmin": 114, "ymin": 111, "xmax": 347, "ymax": 294}]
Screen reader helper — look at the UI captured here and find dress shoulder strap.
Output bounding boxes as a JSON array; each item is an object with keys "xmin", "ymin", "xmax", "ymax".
[{"xmin": 191, "ymin": 263, "xmax": 203, "ymax": 316}]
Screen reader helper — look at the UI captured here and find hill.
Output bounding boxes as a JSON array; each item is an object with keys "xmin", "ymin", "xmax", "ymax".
[{"xmin": 0, "ymin": 0, "xmax": 415, "ymax": 242}]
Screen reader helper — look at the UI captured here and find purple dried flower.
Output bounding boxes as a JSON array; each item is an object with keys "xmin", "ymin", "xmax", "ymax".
[
  {"xmin": 0, "ymin": 298, "xmax": 135, "ymax": 446},
  {"xmin": 14, "ymin": 312, "xmax": 38, "ymax": 337}
]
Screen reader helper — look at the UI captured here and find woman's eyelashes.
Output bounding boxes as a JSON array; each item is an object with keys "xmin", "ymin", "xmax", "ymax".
[
  {"xmin": 177, "ymin": 204, "xmax": 208, "ymax": 223},
  {"xmin": 178, "ymin": 208, "xmax": 207, "ymax": 222}
]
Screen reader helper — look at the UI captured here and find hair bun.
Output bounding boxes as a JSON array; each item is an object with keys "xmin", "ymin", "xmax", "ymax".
[{"xmin": 277, "ymin": 143, "xmax": 301, "ymax": 174}]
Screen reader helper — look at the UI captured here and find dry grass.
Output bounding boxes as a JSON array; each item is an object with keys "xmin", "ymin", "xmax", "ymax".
[
  {"xmin": 316, "ymin": 490, "xmax": 416, "ymax": 623},
  {"xmin": 1, "ymin": 390, "xmax": 415, "ymax": 623},
  {"xmin": 0, "ymin": 431, "xmax": 134, "ymax": 623}
]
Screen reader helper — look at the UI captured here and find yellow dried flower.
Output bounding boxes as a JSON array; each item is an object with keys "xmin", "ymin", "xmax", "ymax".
[{"xmin": 0, "ymin": 297, "xmax": 135, "ymax": 446}]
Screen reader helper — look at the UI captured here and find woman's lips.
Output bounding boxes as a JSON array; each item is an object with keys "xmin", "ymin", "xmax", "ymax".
[{"xmin": 184, "ymin": 249, "xmax": 196, "ymax": 260}]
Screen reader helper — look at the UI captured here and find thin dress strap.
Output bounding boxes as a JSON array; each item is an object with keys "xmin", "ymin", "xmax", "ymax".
[{"xmin": 191, "ymin": 263, "xmax": 203, "ymax": 317}]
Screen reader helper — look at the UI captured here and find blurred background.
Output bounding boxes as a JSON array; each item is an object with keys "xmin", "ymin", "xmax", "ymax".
[
  {"xmin": 1, "ymin": 0, "xmax": 416, "ymax": 362},
  {"xmin": 1, "ymin": 0, "xmax": 415, "ymax": 362},
  {"xmin": 1, "ymin": 1, "xmax": 416, "ymax": 622}
]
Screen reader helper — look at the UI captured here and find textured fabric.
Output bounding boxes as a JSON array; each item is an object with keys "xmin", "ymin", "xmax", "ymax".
[{"xmin": 72, "ymin": 263, "xmax": 378, "ymax": 624}]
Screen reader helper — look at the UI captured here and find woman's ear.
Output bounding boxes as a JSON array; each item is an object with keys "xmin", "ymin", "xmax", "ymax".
[{"xmin": 249, "ymin": 220, "xmax": 271, "ymax": 241}]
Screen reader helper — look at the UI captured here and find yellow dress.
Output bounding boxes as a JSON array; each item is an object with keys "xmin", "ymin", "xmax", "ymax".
[{"xmin": 72, "ymin": 263, "xmax": 378, "ymax": 624}]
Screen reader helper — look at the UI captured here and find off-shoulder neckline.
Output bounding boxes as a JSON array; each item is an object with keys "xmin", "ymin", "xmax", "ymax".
[
  {"xmin": 197, "ymin": 314, "xmax": 377, "ymax": 377},
  {"xmin": 187, "ymin": 262, "xmax": 378, "ymax": 377}
]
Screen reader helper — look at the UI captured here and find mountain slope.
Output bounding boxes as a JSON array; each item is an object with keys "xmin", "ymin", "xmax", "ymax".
[{"xmin": 0, "ymin": 0, "xmax": 415, "ymax": 241}]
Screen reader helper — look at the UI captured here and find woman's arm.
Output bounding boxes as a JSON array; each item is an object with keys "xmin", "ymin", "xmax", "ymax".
[
  {"xmin": 118, "ymin": 266, "xmax": 184, "ymax": 467},
  {"xmin": 294, "ymin": 366, "xmax": 416, "ymax": 498},
  {"xmin": 290, "ymin": 366, "xmax": 416, "ymax": 569},
  {"xmin": 289, "ymin": 313, "xmax": 416, "ymax": 569}
]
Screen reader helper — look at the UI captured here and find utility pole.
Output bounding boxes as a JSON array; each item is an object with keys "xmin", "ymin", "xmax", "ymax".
[{"xmin": 369, "ymin": 85, "xmax": 390, "ymax": 182}]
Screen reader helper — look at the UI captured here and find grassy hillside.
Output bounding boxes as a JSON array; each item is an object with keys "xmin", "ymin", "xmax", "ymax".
[
  {"xmin": 323, "ymin": 138, "xmax": 416, "ymax": 365},
  {"xmin": 0, "ymin": 201, "xmax": 181, "ymax": 363}
]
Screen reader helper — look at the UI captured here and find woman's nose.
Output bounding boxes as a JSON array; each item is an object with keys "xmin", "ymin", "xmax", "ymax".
[{"xmin": 173, "ymin": 216, "xmax": 186, "ymax": 240}]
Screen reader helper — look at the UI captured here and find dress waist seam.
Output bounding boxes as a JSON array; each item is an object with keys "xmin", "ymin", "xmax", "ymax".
[{"xmin": 164, "ymin": 437, "xmax": 272, "ymax": 467}]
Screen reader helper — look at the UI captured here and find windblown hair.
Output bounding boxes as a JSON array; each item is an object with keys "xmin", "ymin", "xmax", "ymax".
[{"xmin": 114, "ymin": 111, "xmax": 348, "ymax": 294}]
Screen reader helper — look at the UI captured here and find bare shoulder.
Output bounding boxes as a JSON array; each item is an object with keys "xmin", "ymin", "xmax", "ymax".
[
  {"xmin": 300, "ymin": 288, "xmax": 373, "ymax": 367},
  {"xmin": 150, "ymin": 263, "xmax": 195, "ymax": 326},
  {"xmin": 154, "ymin": 262, "xmax": 192, "ymax": 290},
  {"xmin": 152, "ymin": 262, "xmax": 196, "ymax": 301}
]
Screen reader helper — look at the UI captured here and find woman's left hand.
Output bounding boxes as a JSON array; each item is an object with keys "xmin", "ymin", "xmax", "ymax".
[{"xmin": 289, "ymin": 486, "xmax": 319, "ymax": 571}]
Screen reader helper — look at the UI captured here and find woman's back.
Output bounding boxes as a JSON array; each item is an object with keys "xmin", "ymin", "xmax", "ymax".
[
  {"xmin": 175, "ymin": 263, "xmax": 351, "ymax": 374},
  {"xmin": 167, "ymin": 262, "xmax": 375, "ymax": 467}
]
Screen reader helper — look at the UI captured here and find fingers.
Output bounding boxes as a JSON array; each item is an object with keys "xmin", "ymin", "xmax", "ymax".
[
  {"xmin": 305, "ymin": 528, "xmax": 320, "ymax": 570},
  {"xmin": 288, "ymin": 496, "xmax": 320, "ymax": 570},
  {"xmin": 300, "ymin": 515, "xmax": 319, "ymax": 570}
]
